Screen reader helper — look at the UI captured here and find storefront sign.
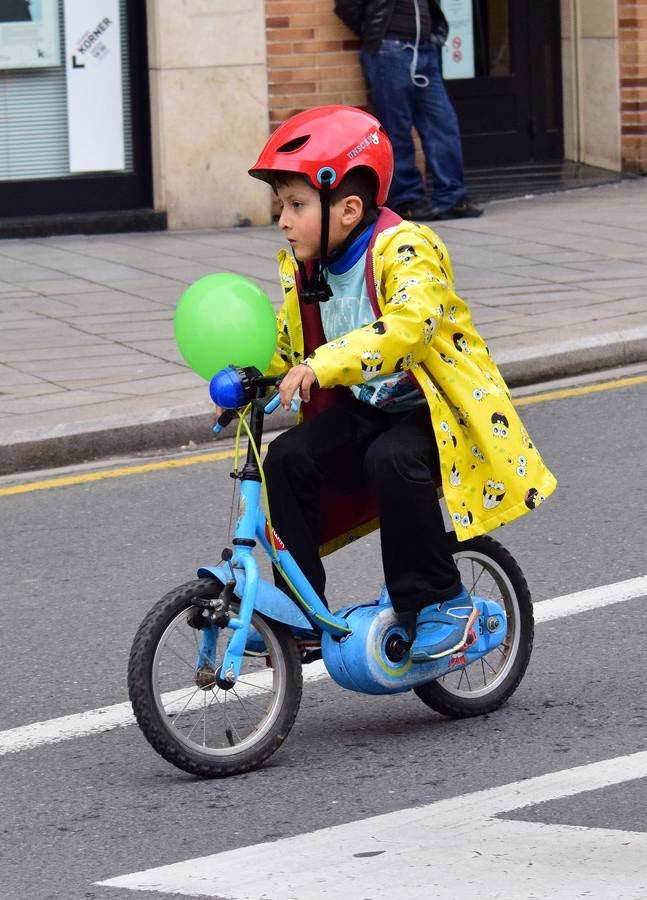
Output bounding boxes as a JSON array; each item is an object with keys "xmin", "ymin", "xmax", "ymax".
[
  {"xmin": 0, "ymin": 0, "xmax": 61, "ymax": 69},
  {"xmin": 64, "ymin": 0, "xmax": 124, "ymax": 172},
  {"xmin": 440, "ymin": 0, "xmax": 475, "ymax": 80}
]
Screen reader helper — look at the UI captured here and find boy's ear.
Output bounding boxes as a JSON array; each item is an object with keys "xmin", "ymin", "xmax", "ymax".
[{"xmin": 341, "ymin": 195, "xmax": 364, "ymax": 227}]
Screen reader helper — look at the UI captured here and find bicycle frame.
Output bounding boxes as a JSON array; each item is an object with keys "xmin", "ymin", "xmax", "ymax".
[
  {"xmin": 195, "ymin": 368, "xmax": 507, "ymax": 691},
  {"xmin": 196, "ymin": 384, "xmax": 353, "ymax": 685}
]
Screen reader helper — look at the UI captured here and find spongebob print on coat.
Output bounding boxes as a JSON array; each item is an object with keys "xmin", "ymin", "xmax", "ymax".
[{"xmin": 265, "ymin": 220, "xmax": 557, "ymax": 541}]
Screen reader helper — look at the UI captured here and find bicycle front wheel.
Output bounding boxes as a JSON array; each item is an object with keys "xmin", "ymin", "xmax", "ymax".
[{"xmin": 128, "ymin": 578, "xmax": 303, "ymax": 778}]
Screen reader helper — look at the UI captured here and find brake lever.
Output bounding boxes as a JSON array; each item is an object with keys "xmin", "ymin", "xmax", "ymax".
[{"xmin": 212, "ymin": 408, "xmax": 236, "ymax": 435}]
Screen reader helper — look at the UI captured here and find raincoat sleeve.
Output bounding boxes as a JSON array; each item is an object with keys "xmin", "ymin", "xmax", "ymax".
[
  {"xmin": 264, "ymin": 298, "xmax": 292, "ymax": 379},
  {"xmin": 304, "ymin": 227, "xmax": 450, "ymax": 388}
]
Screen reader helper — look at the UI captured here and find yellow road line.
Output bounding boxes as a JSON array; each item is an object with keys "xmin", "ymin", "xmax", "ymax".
[
  {"xmin": 1, "ymin": 372, "xmax": 646, "ymax": 497},
  {"xmin": 513, "ymin": 372, "xmax": 647, "ymax": 407},
  {"xmin": 0, "ymin": 445, "xmax": 267, "ymax": 497}
]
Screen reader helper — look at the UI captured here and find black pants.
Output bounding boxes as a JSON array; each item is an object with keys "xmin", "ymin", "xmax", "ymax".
[{"xmin": 263, "ymin": 395, "xmax": 462, "ymax": 616}]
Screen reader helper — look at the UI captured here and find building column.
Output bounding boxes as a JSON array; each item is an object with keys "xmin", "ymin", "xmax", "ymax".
[
  {"xmin": 561, "ymin": 0, "xmax": 622, "ymax": 172},
  {"xmin": 146, "ymin": 0, "xmax": 272, "ymax": 229}
]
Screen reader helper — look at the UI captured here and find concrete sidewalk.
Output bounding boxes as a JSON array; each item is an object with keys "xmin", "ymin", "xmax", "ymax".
[{"xmin": 1, "ymin": 179, "xmax": 646, "ymax": 476}]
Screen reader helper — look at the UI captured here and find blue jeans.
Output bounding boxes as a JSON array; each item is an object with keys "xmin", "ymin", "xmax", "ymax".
[{"xmin": 361, "ymin": 40, "xmax": 465, "ymax": 210}]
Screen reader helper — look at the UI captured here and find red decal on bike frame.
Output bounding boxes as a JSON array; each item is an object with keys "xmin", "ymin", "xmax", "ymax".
[{"xmin": 265, "ymin": 521, "xmax": 286, "ymax": 551}]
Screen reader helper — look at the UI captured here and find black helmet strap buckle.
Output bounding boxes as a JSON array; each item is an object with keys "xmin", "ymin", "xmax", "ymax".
[{"xmin": 299, "ymin": 171, "xmax": 333, "ymax": 304}]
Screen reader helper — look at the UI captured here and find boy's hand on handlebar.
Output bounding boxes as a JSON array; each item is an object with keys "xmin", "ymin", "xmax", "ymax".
[{"xmin": 279, "ymin": 364, "xmax": 317, "ymax": 409}]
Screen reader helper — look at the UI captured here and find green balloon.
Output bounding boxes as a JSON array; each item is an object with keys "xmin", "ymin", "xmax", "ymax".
[{"xmin": 174, "ymin": 273, "xmax": 277, "ymax": 381}]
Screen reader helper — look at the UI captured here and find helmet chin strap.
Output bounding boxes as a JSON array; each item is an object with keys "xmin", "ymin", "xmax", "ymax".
[{"xmin": 298, "ymin": 171, "xmax": 334, "ymax": 304}]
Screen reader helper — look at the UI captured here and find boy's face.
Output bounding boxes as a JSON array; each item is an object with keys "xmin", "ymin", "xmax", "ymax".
[{"xmin": 276, "ymin": 178, "xmax": 362, "ymax": 262}]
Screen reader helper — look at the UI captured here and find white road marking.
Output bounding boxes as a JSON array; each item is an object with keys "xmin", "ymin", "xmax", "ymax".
[
  {"xmin": 0, "ymin": 666, "xmax": 329, "ymax": 757},
  {"xmin": 97, "ymin": 750, "xmax": 647, "ymax": 899},
  {"xmin": 0, "ymin": 675, "xmax": 288, "ymax": 756},
  {"xmin": 533, "ymin": 575, "xmax": 647, "ymax": 623},
  {"xmin": 1, "ymin": 575, "xmax": 646, "ymax": 758},
  {"xmin": 0, "ymin": 699, "xmax": 135, "ymax": 756}
]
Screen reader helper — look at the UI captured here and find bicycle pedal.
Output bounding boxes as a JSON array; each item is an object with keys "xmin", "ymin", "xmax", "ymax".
[{"xmin": 298, "ymin": 642, "xmax": 322, "ymax": 664}]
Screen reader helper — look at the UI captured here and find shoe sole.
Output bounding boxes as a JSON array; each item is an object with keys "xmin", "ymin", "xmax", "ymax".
[
  {"xmin": 410, "ymin": 604, "xmax": 479, "ymax": 662},
  {"xmin": 435, "ymin": 210, "xmax": 483, "ymax": 220}
]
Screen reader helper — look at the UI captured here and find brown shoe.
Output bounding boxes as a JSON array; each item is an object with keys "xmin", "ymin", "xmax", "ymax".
[
  {"xmin": 394, "ymin": 200, "xmax": 441, "ymax": 221},
  {"xmin": 433, "ymin": 198, "xmax": 484, "ymax": 220}
]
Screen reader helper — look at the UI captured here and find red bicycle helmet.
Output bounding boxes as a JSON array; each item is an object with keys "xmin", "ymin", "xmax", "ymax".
[{"xmin": 249, "ymin": 106, "xmax": 393, "ymax": 206}]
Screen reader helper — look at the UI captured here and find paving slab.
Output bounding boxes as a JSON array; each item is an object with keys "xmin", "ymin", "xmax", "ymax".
[{"xmin": 1, "ymin": 178, "xmax": 646, "ymax": 475}]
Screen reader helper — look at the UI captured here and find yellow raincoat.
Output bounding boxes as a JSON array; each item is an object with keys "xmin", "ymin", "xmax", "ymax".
[{"xmin": 267, "ymin": 219, "xmax": 557, "ymax": 541}]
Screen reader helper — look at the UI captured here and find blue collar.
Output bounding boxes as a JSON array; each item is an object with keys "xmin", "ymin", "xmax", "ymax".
[{"xmin": 327, "ymin": 222, "xmax": 376, "ymax": 275}]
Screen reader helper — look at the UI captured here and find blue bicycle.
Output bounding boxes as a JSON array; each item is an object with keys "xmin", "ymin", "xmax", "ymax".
[{"xmin": 128, "ymin": 366, "xmax": 534, "ymax": 778}]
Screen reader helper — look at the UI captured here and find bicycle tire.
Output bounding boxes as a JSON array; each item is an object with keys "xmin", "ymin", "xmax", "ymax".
[
  {"xmin": 414, "ymin": 534, "xmax": 533, "ymax": 718},
  {"xmin": 128, "ymin": 578, "xmax": 303, "ymax": 777}
]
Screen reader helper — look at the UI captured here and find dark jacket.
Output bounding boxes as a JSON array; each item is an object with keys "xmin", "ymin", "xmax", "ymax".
[
  {"xmin": 334, "ymin": 0, "xmax": 448, "ymax": 53},
  {"xmin": 1, "ymin": 0, "xmax": 32, "ymax": 21}
]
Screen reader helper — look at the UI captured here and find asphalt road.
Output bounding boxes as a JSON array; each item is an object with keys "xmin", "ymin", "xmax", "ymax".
[{"xmin": 0, "ymin": 369, "xmax": 646, "ymax": 899}]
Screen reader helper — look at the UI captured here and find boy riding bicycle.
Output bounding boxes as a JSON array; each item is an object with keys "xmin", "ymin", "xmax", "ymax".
[{"xmin": 244, "ymin": 106, "xmax": 556, "ymax": 662}]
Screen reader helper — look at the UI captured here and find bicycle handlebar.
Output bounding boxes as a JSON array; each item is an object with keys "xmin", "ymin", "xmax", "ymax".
[
  {"xmin": 261, "ymin": 390, "xmax": 299, "ymax": 415},
  {"xmin": 213, "ymin": 409, "xmax": 236, "ymax": 434},
  {"xmin": 211, "ymin": 368, "xmax": 297, "ymax": 434}
]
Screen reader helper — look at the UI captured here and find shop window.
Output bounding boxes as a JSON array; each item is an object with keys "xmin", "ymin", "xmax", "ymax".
[{"xmin": 0, "ymin": 0, "xmax": 133, "ymax": 183}]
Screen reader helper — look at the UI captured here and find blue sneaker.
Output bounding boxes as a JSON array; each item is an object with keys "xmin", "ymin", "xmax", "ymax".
[{"xmin": 409, "ymin": 588, "xmax": 478, "ymax": 662}]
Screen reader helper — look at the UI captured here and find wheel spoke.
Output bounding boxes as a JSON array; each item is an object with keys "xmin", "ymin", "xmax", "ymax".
[
  {"xmin": 184, "ymin": 700, "xmax": 210, "ymax": 741},
  {"xmin": 165, "ymin": 642, "xmax": 198, "ymax": 672},
  {"xmin": 230, "ymin": 687, "xmax": 266, "ymax": 723},
  {"xmin": 222, "ymin": 694, "xmax": 244, "ymax": 743},
  {"xmin": 169, "ymin": 687, "xmax": 203, "ymax": 724},
  {"xmin": 469, "ymin": 562, "xmax": 487, "ymax": 595},
  {"xmin": 234, "ymin": 677, "xmax": 275, "ymax": 693},
  {"xmin": 163, "ymin": 685, "xmax": 202, "ymax": 712}
]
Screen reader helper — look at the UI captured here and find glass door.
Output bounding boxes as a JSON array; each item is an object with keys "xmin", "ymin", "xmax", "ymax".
[{"xmin": 443, "ymin": 0, "xmax": 563, "ymax": 165}]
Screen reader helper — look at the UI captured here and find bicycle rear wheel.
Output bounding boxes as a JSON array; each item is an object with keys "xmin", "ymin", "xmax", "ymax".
[
  {"xmin": 414, "ymin": 535, "xmax": 533, "ymax": 718},
  {"xmin": 128, "ymin": 578, "xmax": 303, "ymax": 777}
]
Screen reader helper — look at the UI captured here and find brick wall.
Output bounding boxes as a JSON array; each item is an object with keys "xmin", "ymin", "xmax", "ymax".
[
  {"xmin": 618, "ymin": 0, "xmax": 647, "ymax": 172},
  {"xmin": 265, "ymin": 0, "xmax": 367, "ymax": 129},
  {"xmin": 264, "ymin": 2, "xmax": 647, "ymax": 175}
]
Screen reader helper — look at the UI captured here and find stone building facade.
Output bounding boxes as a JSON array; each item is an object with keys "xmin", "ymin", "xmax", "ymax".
[
  {"xmin": 1, "ymin": 2, "xmax": 644, "ymax": 232},
  {"xmin": 147, "ymin": 0, "xmax": 645, "ymax": 229}
]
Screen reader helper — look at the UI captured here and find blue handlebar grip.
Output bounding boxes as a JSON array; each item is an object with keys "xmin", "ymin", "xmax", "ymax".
[
  {"xmin": 263, "ymin": 393, "xmax": 299, "ymax": 414},
  {"xmin": 213, "ymin": 408, "xmax": 235, "ymax": 435},
  {"xmin": 263, "ymin": 392, "xmax": 281, "ymax": 414}
]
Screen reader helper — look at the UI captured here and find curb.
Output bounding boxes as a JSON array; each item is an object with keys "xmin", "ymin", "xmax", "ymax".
[
  {"xmin": 2, "ymin": 327, "xmax": 646, "ymax": 477},
  {"xmin": 493, "ymin": 325, "xmax": 647, "ymax": 386}
]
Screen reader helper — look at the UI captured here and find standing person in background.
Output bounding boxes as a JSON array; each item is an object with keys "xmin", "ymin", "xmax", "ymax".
[
  {"xmin": 335, "ymin": 0, "xmax": 483, "ymax": 222},
  {"xmin": 0, "ymin": 0, "xmax": 32, "ymax": 21}
]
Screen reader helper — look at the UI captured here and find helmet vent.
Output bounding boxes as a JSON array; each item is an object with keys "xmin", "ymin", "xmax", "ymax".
[{"xmin": 276, "ymin": 135, "xmax": 310, "ymax": 153}]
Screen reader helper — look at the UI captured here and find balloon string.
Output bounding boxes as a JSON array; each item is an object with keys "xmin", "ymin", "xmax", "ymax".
[
  {"xmin": 235, "ymin": 408, "xmax": 278, "ymax": 560},
  {"xmin": 232, "ymin": 406, "xmax": 312, "ymax": 613},
  {"xmin": 226, "ymin": 404, "xmax": 251, "ymax": 539}
]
